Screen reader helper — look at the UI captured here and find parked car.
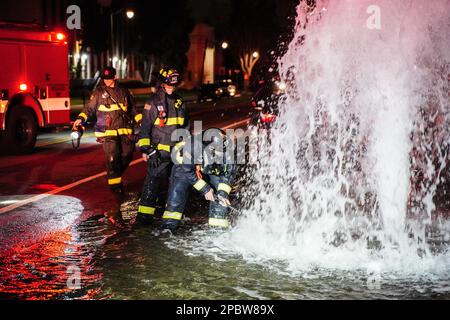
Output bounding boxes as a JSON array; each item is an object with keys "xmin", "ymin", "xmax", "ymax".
[
  {"xmin": 215, "ymin": 79, "xmax": 237, "ymax": 98},
  {"xmin": 249, "ymin": 81, "xmax": 286, "ymax": 130},
  {"xmin": 197, "ymin": 83, "xmax": 223, "ymax": 102}
]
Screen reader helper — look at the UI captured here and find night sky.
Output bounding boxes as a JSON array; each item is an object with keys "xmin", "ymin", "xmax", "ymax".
[
  {"xmin": 0, "ymin": 0, "xmax": 299, "ymax": 75},
  {"xmin": 82, "ymin": 0, "xmax": 298, "ymax": 71}
]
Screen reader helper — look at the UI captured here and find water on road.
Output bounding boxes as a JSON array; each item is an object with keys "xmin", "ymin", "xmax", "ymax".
[{"xmin": 0, "ymin": 195, "xmax": 448, "ymax": 300}]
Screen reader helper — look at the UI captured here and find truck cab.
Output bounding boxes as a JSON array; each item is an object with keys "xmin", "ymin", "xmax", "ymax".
[{"xmin": 0, "ymin": 21, "xmax": 70, "ymax": 153}]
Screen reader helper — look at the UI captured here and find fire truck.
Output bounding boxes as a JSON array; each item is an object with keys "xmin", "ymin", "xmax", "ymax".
[{"xmin": 0, "ymin": 21, "xmax": 71, "ymax": 153}]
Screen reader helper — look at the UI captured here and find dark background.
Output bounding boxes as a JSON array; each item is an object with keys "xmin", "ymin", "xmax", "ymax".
[{"xmin": 0, "ymin": 0, "xmax": 299, "ymax": 80}]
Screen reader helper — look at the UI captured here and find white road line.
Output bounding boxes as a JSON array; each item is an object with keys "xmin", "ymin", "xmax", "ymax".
[
  {"xmin": 0, "ymin": 158, "xmax": 144, "ymax": 215},
  {"xmin": 0, "ymin": 118, "xmax": 250, "ymax": 215},
  {"xmin": 36, "ymin": 133, "xmax": 95, "ymax": 148},
  {"xmin": 222, "ymin": 118, "xmax": 250, "ymax": 129}
]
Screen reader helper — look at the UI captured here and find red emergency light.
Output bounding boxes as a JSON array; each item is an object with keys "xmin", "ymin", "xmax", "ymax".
[
  {"xmin": 19, "ymin": 83, "xmax": 28, "ymax": 91},
  {"xmin": 50, "ymin": 32, "xmax": 67, "ymax": 43}
]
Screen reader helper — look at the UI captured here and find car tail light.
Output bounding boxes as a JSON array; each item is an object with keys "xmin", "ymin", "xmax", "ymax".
[{"xmin": 260, "ymin": 113, "xmax": 276, "ymax": 123}]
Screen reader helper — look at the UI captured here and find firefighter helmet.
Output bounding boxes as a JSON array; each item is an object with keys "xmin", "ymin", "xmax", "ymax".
[
  {"xmin": 101, "ymin": 66, "xmax": 117, "ymax": 80},
  {"xmin": 203, "ymin": 128, "xmax": 233, "ymax": 163},
  {"xmin": 159, "ymin": 68, "xmax": 181, "ymax": 86}
]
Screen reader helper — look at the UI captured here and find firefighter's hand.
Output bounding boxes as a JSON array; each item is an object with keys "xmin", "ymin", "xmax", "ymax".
[
  {"xmin": 147, "ymin": 150, "xmax": 161, "ymax": 168},
  {"xmin": 218, "ymin": 196, "xmax": 231, "ymax": 208},
  {"xmin": 205, "ymin": 189, "xmax": 215, "ymax": 202},
  {"xmin": 142, "ymin": 154, "xmax": 150, "ymax": 162},
  {"xmin": 73, "ymin": 119, "xmax": 82, "ymax": 131}
]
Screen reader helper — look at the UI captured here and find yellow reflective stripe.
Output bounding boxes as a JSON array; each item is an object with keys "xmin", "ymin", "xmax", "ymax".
[
  {"xmin": 95, "ymin": 130, "xmax": 117, "ymax": 137},
  {"xmin": 157, "ymin": 144, "xmax": 171, "ymax": 152},
  {"xmin": 175, "ymin": 99, "xmax": 183, "ymax": 108},
  {"xmin": 163, "ymin": 211, "xmax": 183, "ymax": 220},
  {"xmin": 117, "ymin": 128, "xmax": 133, "ymax": 135},
  {"xmin": 138, "ymin": 138, "xmax": 151, "ymax": 147},
  {"xmin": 108, "ymin": 177, "xmax": 122, "ymax": 185},
  {"xmin": 153, "ymin": 117, "xmax": 185, "ymax": 126},
  {"xmin": 194, "ymin": 180, "xmax": 207, "ymax": 191},
  {"xmin": 218, "ymin": 183, "xmax": 232, "ymax": 195},
  {"xmin": 95, "ymin": 129, "xmax": 132, "ymax": 138},
  {"xmin": 209, "ymin": 218, "xmax": 230, "ymax": 228},
  {"xmin": 138, "ymin": 206, "xmax": 155, "ymax": 215},
  {"xmin": 98, "ymin": 104, "xmax": 127, "ymax": 112},
  {"xmin": 135, "ymin": 114, "xmax": 143, "ymax": 122},
  {"xmin": 79, "ymin": 113, "xmax": 88, "ymax": 121}
]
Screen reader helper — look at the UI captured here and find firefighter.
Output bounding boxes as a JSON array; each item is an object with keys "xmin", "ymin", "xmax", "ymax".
[
  {"xmin": 160, "ymin": 129, "xmax": 236, "ymax": 233},
  {"xmin": 136, "ymin": 68, "xmax": 189, "ymax": 224},
  {"xmin": 73, "ymin": 66, "xmax": 139, "ymax": 227}
]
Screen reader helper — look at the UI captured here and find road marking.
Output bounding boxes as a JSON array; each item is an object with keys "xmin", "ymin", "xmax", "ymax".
[
  {"xmin": 0, "ymin": 118, "xmax": 250, "ymax": 215},
  {"xmin": 36, "ymin": 133, "xmax": 95, "ymax": 148},
  {"xmin": 222, "ymin": 118, "xmax": 250, "ymax": 129},
  {"xmin": 0, "ymin": 158, "xmax": 144, "ymax": 215}
]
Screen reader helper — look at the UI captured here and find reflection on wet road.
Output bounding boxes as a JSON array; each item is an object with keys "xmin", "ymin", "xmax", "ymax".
[{"xmin": 1, "ymin": 194, "xmax": 449, "ymax": 300}]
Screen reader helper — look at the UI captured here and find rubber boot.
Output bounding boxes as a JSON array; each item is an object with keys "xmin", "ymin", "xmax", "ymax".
[
  {"xmin": 160, "ymin": 219, "xmax": 180, "ymax": 234},
  {"xmin": 135, "ymin": 213, "xmax": 154, "ymax": 225},
  {"xmin": 105, "ymin": 187, "xmax": 126, "ymax": 228}
]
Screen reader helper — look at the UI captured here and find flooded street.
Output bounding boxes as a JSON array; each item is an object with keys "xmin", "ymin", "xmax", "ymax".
[{"xmin": 1, "ymin": 194, "xmax": 449, "ymax": 300}]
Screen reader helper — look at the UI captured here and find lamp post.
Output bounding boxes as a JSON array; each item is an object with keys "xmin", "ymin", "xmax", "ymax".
[{"xmin": 110, "ymin": 8, "xmax": 134, "ymax": 77}]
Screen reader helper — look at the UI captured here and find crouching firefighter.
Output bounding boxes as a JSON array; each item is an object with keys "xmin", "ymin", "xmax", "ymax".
[
  {"xmin": 161, "ymin": 129, "xmax": 236, "ymax": 233},
  {"xmin": 137, "ymin": 68, "xmax": 189, "ymax": 224},
  {"xmin": 73, "ymin": 66, "xmax": 139, "ymax": 227}
]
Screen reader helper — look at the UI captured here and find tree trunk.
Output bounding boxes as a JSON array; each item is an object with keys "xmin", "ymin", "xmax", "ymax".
[{"xmin": 240, "ymin": 52, "xmax": 260, "ymax": 92}]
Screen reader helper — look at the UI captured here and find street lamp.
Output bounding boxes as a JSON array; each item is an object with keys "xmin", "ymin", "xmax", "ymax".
[
  {"xmin": 126, "ymin": 10, "xmax": 135, "ymax": 19},
  {"xmin": 221, "ymin": 41, "xmax": 229, "ymax": 50},
  {"xmin": 110, "ymin": 8, "xmax": 135, "ymax": 77},
  {"xmin": 252, "ymin": 51, "xmax": 259, "ymax": 59}
]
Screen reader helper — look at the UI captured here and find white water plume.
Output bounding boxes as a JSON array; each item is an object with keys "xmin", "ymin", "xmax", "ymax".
[{"xmin": 227, "ymin": 0, "xmax": 450, "ymax": 273}]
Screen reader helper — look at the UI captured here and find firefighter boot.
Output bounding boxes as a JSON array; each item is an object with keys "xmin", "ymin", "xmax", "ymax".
[
  {"xmin": 105, "ymin": 187, "xmax": 126, "ymax": 228},
  {"xmin": 136, "ymin": 212, "xmax": 154, "ymax": 225},
  {"xmin": 160, "ymin": 219, "xmax": 181, "ymax": 235},
  {"xmin": 208, "ymin": 199, "xmax": 230, "ymax": 229}
]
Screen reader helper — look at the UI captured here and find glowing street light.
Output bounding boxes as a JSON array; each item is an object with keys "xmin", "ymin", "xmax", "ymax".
[
  {"xmin": 252, "ymin": 51, "xmax": 259, "ymax": 59},
  {"xmin": 221, "ymin": 41, "xmax": 229, "ymax": 50},
  {"xmin": 126, "ymin": 10, "xmax": 135, "ymax": 19}
]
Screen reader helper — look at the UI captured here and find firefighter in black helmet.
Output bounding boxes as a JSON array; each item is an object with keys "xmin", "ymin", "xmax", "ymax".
[
  {"xmin": 160, "ymin": 129, "xmax": 236, "ymax": 233},
  {"xmin": 73, "ymin": 66, "xmax": 139, "ymax": 227},
  {"xmin": 136, "ymin": 68, "xmax": 189, "ymax": 224}
]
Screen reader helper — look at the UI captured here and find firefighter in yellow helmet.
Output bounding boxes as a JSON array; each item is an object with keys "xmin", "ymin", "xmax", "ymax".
[{"xmin": 136, "ymin": 68, "xmax": 189, "ymax": 224}]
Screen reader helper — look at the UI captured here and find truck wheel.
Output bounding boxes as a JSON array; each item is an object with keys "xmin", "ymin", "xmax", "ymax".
[{"xmin": 6, "ymin": 107, "xmax": 37, "ymax": 154}]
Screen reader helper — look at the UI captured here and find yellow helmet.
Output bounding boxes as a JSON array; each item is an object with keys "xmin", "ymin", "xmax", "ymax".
[{"xmin": 159, "ymin": 68, "xmax": 181, "ymax": 86}]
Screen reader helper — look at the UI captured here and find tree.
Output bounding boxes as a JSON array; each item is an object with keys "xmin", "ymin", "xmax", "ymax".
[
  {"xmin": 221, "ymin": 0, "xmax": 298, "ymax": 90},
  {"xmin": 240, "ymin": 52, "xmax": 260, "ymax": 89}
]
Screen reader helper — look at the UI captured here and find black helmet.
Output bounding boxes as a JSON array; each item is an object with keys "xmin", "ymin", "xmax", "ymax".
[
  {"xmin": 202, "ymin": 128, "xmax": 233, "ymax": 164},
  {"xmin": 101, "ymin": 66, "xmax": 117, "ymax": 80},
  {"xmin": 159, "ymin": 68, "xmax": 181, "ymax": 86}
]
